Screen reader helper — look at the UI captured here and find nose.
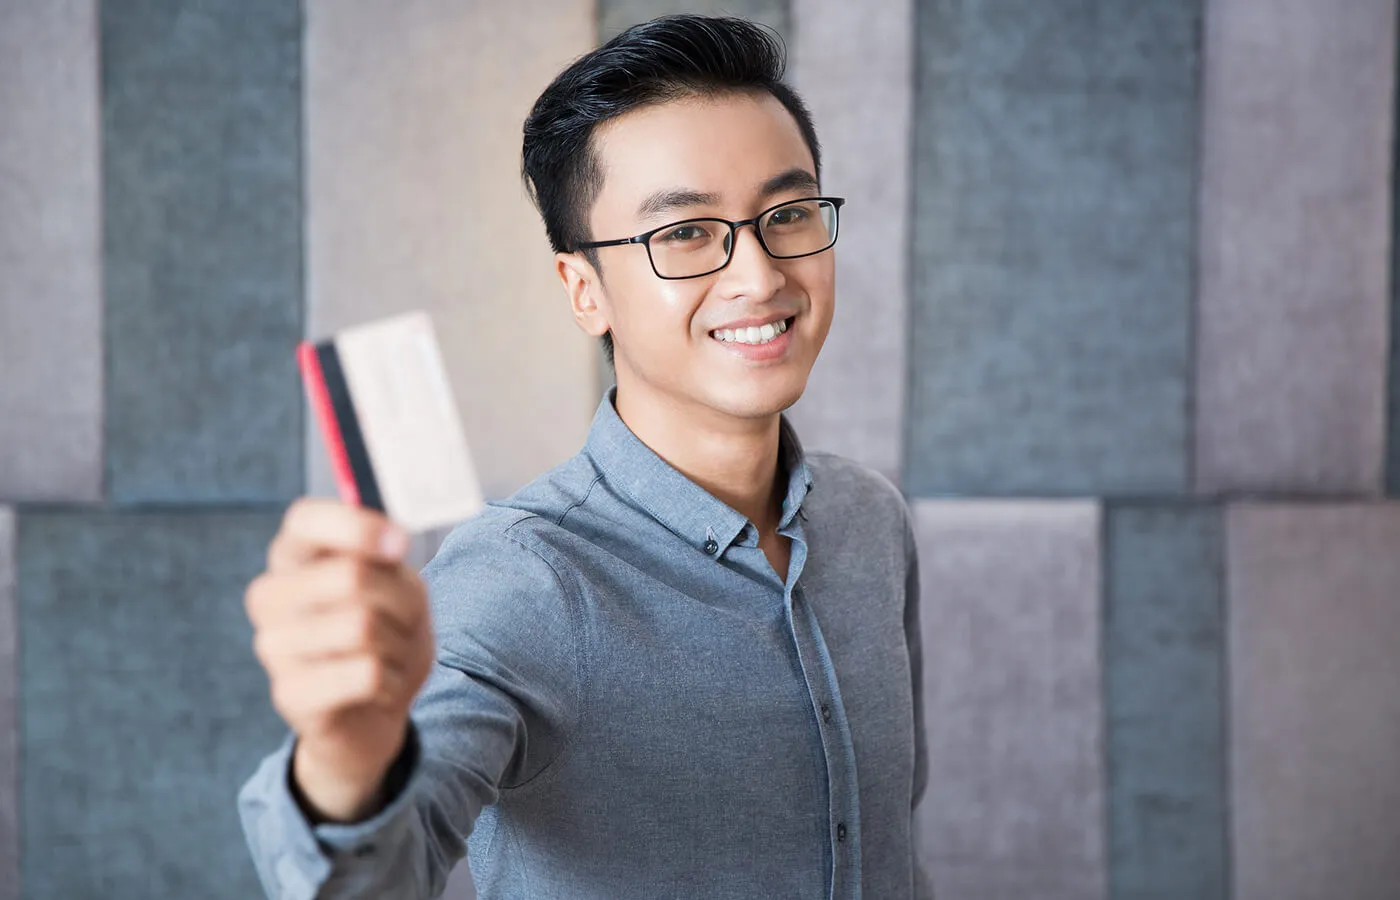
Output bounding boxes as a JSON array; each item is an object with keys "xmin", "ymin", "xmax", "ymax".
[{"xmin": 715, "ymin": 223, "xmax": 785, "ymax": 301}]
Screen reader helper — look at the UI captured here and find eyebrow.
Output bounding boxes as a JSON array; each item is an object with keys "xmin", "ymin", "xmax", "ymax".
[{"xmin": 634, "ymin": 167, "xmax": 821, "ymax": 221}]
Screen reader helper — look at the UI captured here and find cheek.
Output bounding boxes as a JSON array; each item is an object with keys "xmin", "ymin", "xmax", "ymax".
[{"xmin": 607, "ymin": 266, "xmax": 706, "ymax": 340}]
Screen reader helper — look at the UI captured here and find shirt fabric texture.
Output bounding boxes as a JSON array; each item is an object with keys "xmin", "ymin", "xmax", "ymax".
[{"xmin": 239, "ymin": 389, "xmax": 932, "ymax": 899}]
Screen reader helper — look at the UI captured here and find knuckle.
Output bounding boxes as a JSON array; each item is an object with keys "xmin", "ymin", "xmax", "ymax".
[
  {"xmin": 244, "ymin": 574, "xmax": 271, "ymax": 621},
  {"xmin": 331, "ymin": 558, "xmax": 373, "ymax": 597},
  {"xmin": 348, "ymin": 607, "xmax": 378, "ymax": 649}
]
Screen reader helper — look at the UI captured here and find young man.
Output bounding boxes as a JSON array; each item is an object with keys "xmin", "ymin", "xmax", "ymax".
[{"xmin": 239, "ymin": 15, "xmax": 929, "ymax": 900}]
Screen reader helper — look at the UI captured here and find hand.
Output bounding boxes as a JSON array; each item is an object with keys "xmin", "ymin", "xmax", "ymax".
[{"xmin": 245, "ymin": 498, "xmax": 435, "ymax": 822}]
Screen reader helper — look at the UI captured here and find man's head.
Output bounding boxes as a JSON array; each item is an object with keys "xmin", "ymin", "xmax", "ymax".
[{"xmin": 522, "ymin": 15, "xmax": 837, "ymax": 423}]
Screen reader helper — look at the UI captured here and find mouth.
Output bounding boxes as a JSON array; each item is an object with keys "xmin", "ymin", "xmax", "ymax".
[{"xmin": 708, "ymin": 316, "xmax": 795, "ymax": 347}]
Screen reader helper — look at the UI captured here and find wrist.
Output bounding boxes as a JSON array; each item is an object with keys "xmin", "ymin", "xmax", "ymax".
[{"xmin": 290, "ymin": 732, "xmax": 405, "ymax": 825}]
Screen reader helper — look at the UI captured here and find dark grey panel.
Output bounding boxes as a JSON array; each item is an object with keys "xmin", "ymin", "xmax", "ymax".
[
  {"xmin": 18, "ymin": 510, "xmax": 286, "ymax": 899},
  {"xmin": 785, "ymin": 0, "xmax": 912, "ymax": 484},
  {"xmin": 598, "ymin": 0, "xmax": 788, "ymax": 42},
  {"xmin": 0, "ymin": 508, "xmax": 15, "ymax": 900},
  {"xmin": 1196, "ymin": 0, "xmax": 1394, "ymax": 495},
  {"xmin": 912, "ymin": 500, "xmax": 1106, "ymax": 900},
  {"xmin": 1105, "ymin": 504, "xmax": 1228, "ymax": 900},
  {"xmin": 0, "ymin": 1, "xmax": 103, "ymax": 503},
  {"xmin": 906, "ymin": 1, "xmax": 1197, "ymax": 497},
  {"xmin": 103, "ymin": 0, "xmax": 303, "ymax": 504},
  {"xmin": 1228, "ymin": 503, "xmax": 1400, "ymax": 900}
]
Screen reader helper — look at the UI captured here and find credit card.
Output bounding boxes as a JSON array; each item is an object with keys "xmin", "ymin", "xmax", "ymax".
[{"xmin": 297, "ymin": 311, "xmax": 484, "ymax": 533}]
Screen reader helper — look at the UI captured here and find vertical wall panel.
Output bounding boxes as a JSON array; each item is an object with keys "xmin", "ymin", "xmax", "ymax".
[
  {"xmin": 786, "ymin": 0, "xmax": 912, "ymax": 483},
  {"xmin": 103, "ymin": 0, "xmax": 303, "ymax": 504},
  {"xmin": 599, "ymin": 0, "xmax": 788, "ymax": 43},
  {"xmin": 305, "ymin": 0, "xmax": 596, "ymax": 505},
  {"xmin": 1105, "ymin": 504, "xmax": 1228, "ymax": 900},
  {"xmin": 19, "ymin": 511, "xmax": 287, "ymax": 898},
  {"xmin": 1196, "ymin": 0, "xmax": 1395, "ymax": 495},
  {"xmin": 912, "ymin": 501, "xmax": 1107, "ymax": 900},
  {"xmin": 906, "ymin": 1, "xmax": 1198, "ymax": 497},
  {"xmin": 1229, "ymin": 504, "xmax": 1400, "ymax": 900},
  {"xmin": 0, "ymin": 509, "xmax": 15, "ymax": 900},
  {"xmin": 0, "ymin": 1, "xmax": 103, "ymax": 503}
]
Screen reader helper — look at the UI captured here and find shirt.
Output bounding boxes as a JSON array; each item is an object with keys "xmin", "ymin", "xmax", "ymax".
[{"xmin": 238, "ymin": 389, "xmax": 931, "ymax": 900}]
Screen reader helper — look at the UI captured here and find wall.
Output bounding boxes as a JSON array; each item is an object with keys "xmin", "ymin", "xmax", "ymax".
[{"xmin": 1, "ymin": 1, "xmax": 1397, "ymax": 898}]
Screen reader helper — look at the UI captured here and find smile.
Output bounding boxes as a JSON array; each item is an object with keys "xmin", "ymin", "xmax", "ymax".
[{"xmin": 710, "ymin": 317, "xmax": 792, "ymax": 346}]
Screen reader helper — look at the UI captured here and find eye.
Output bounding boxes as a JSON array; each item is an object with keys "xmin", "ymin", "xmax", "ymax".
[
  {"xmin": 656, "ymin": 223, "xmax": 712, "ymax": 244},
  {"xmin": 766, "ymin": 204, "xmax": 812, "ymax": 227}
]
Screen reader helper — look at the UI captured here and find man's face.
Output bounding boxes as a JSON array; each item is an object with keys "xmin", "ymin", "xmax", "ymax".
[{"xmin": 577, "ymin": 91, "xmax": 835, "ymax": 422}]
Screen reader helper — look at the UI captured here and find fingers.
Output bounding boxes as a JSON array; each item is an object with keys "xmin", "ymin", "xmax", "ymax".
[
  {"xmin": 253, "ymin": 603, "xmax": 415, "ymax": 672},
  {"xmin": 270, "ymin": 655, "xmax": 409, "ymax": 722},
  {"xmin": 246, "ymin": 555, "xmax": 427, "ymax": 639},
  {"xmin": 268, "ymin": 498, "xmax": 411, "ymax": 573}
]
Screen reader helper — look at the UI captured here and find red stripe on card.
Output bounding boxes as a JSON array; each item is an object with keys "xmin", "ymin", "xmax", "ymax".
[{"xmin": 297, "ymin": 340, "xmax": 362, "ymax": 506}]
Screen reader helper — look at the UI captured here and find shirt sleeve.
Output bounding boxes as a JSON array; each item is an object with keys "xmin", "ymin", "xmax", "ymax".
[
  {"xmin": 903, "ymin": 507, "xmax": 936, "ymax": 900},
  {"xmin": 237, "ymin": 516, "xmax": 583, "ymax": 900}
]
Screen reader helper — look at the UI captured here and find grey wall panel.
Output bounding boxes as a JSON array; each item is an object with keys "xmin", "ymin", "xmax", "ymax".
[
  {"xmin": 304, "ymin": 0, "xmax": 596, "ymax": 505},
  {"xmin": 1105, "ymin": 504, "xmax": 1228, "ymax": 900},
  {"xmin": 786, "ymin": 0, "xmax": 912, "ymax": 484},
  {"xmin": 912, "ymin": 500, "xmax": 1106, "ymax": 900},
  {"xmin": 906, "ymin": 1, "xmax": 1197, "ymax": 497},
  {"xmin": 0, "ymin": 1, "xmax": 103, "ymax": 503},
  {"xmin": 103, "ymin": 0, "xmax": 303, "ymax": 505},
  {"xmin": 0, "ymin": 509, "xmax": 15, "ymax": 900},
  {"xmin": 18, "ymin": 510, "xmax": 286, "ymax": 899},
  {"xmin": 599, "ymin": 0, "xmax": 788, "ymax": 43},
  {"xmin": 1195, "ymin": 0, "xmax": 1394, "ymax": 495},
  {"xmin": 1228, "ymin": 503, "xmax": 1400, "ymax": 900}
]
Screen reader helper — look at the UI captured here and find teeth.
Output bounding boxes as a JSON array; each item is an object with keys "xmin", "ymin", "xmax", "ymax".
[{"xmin": 713, "ymin": 319, "xmax": 791, "ymax": 346}]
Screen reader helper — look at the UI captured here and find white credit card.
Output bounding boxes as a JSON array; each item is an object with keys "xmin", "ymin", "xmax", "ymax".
[{"xmin": 298, "ymin": 310, "xmax": 484, "ymax": 533}]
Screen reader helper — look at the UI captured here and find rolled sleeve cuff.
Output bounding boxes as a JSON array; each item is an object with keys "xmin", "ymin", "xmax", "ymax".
[{"xmin": 238, "ymin": 725, "xmax": 424, "ymax": 899}]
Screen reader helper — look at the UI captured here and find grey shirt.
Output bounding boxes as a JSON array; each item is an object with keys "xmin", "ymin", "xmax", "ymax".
[{"xmin": 239, "ymin": 390, "xmax": 931, "ymax": 899}]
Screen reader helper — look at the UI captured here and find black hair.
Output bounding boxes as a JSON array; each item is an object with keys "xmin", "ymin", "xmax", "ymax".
[{"xmin": 521, "ymin": 15, "xmax": 822, "ymax": 365}]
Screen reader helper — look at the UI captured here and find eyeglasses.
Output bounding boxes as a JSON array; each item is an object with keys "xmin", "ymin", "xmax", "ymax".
[{"xmin": 576, "ymin": 196, "xmax": 845, "ymax": 280}]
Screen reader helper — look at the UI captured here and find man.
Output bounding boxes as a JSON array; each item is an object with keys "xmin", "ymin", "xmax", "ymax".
[{"xmin": 239, "ymin": 15, "xmax": 929, "ymax": 900}]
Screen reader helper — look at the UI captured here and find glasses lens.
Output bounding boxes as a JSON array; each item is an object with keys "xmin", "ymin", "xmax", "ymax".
[
  {"xmin": 646, "ymin": 219, "xmax": 732, "ymax": 279},
  {"xmin": 759, "ymin": 199, "xmax": 838, "ymax": 259}
]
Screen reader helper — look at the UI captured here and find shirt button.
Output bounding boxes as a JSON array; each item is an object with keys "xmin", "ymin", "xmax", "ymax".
[
  {"xmin": 836, "ymin": 823, "xmax": 847, "ymax": 842},
  {"xmin": 703, "ymin": 538, "xmax": 719, "ymax": 555},
  {"xmin": 352, "ymin": 844, "xmax": 376, "ymax": 859},
  {"xmin": 820, "ymin": 704, "xmax": 831, "ymax": 724}
]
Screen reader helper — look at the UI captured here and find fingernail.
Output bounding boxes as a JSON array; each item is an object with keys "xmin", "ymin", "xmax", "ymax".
[{"xmin": 380, "ymin": 526, "xmax": 410, "ymax": 559}]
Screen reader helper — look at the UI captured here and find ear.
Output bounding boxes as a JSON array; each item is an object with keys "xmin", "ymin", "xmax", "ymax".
[{"xmin": 556, "ymin": 252, "xmax": 612, "ymax": 339}]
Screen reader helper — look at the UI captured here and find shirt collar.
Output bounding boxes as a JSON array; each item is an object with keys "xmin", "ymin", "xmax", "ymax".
[{"xmin": 584, "ymin": 387, "xmax": 814, "ymax": 557}]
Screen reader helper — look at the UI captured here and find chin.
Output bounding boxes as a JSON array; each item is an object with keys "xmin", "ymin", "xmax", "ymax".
[{"xmin": 705, "ymin": 373, "xmax": 807, "ymax": 420}]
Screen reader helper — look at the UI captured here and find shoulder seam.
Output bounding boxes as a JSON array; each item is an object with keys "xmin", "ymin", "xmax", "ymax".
[
  {"xmin": 494, "ymin": 521, "xmax": 589, "ymax": 792},
  {"xmin": 554, "ymin": 473, "xmax": 603, "ymax": 527}
]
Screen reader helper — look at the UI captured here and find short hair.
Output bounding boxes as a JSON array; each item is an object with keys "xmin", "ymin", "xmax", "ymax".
[{"xmin": 521, "ymin": 15, "xmax": 822, "ymax": 365}]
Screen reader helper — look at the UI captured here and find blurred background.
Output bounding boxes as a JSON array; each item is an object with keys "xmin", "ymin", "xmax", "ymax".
[{"xmin": 1, "ymin": 0, "xmax": 1398, "ymax": 898}]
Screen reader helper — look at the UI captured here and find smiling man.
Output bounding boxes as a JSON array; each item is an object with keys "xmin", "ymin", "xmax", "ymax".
[{"xmin": 238, "ymin": 15, "xmax": 930, "ymax": 900}]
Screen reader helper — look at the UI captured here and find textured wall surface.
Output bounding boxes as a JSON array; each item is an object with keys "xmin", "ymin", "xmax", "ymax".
[
  {"xmin": 18, "ymin": 511, "xmax": 286, "ymax": 900},
  {"xmin": 0, "ymin": 1, "xmax": 103, "ymax": 503},
  {"xmin": 102, "ymin": 0, "xmax": 303, "ymax": 505},
  {"xmin": 1105, "ymin": 505, "xmax": 1228, "ymax": 900},
  {"xmin": 1228, "ymin": 504, "xmax": 1400, "ymax": 900},
  {"xmin": 912, "ymin": 501, "xmax": 1107, "ymax": 900},
  {"xmin": 303, "ymin": 0, "xmax": 596, "ymax": 505},
  {"xmin": 3, "ymin": 2, "xmax": 1399, "ymax": 898},
  {"xmin": 786, "ymin": 0, "xmax": 913, "ymax": 483},
  {"xmin": 906, "ymin": 0, "xmax": 1198, "ymax": 497},
  {"xmin": 0, "ymin": 508, "xmax": 15, "ymax": 900},
  {"xmin": 1196, "ymin": 0, "xmax": 1395, "ymax": 495}
]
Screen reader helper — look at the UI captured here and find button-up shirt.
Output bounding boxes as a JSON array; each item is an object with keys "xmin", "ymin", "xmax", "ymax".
[{"xmin": 239, "ymin": 390, "xmax": 931, "ymax": 899}]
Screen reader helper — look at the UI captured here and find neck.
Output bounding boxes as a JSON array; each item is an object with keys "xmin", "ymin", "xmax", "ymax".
[{"xmin": 613, "ymin": 382, "xmax": 785, "ymax": 533}]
